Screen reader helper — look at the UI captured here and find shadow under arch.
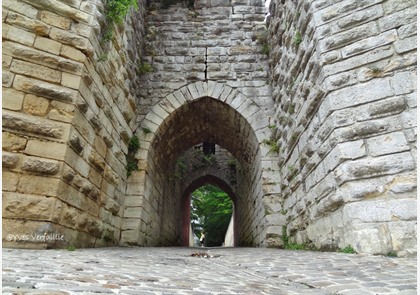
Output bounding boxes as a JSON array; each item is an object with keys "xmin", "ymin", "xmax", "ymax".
[
  {"xmin": 123, "ymin": 82, "xmax": 277, "ymax": 247},
  {"xmin": 181, "ymin": 174, "xmax": 238, "ymax": 247}
]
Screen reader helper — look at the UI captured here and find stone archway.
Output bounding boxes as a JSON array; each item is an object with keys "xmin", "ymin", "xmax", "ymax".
[
  {"xmin": 121, "ymin": 82, "xmax": 283, "ymax": 247},
  {"xmin": 181, "ymin": 174, "xmax": 238, "ymax": 247}
]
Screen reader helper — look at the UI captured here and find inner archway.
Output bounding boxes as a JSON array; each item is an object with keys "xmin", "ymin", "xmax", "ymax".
[
  {"xmin": 122, "ymin": 82, "xmax": 279, "ymax": 247},
  {"xmin": 186, "ymin": 183, "xmax": 234, "ymax": 247}
]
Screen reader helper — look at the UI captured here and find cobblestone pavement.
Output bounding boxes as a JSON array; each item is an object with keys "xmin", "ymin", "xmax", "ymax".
[{"xmin": 2, "ymin": 247, "xmax": 417, "ymax": 295}]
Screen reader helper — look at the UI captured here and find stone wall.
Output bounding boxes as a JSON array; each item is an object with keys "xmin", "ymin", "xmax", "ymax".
[
  {"xmin": 2, "ymin": 0, "xmax": 416, "ymax": 255},
  {"xmin": 120, "ymin": 0, "xmax": 282, "ymax": 247},
  {"xmin": 268, "ymin": 0, "xmax": 417, "ymax": 255},
  {"xmin": 2, "ymin": 0, "xmax": 147, "ymax": 248}
]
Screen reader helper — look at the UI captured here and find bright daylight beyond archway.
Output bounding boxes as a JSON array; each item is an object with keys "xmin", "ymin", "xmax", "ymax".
[
  {"xmin": 190, "ymin": 185, "xmax": 233, "ymax": 247},
  {"xmin": 128, "ymin": 92, "xmax": 272, "ymax": 247}
]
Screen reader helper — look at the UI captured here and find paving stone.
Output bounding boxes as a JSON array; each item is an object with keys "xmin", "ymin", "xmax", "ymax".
[{"xmin": 2, "ymin": 248, "xmax": 416, "ymax": 295}]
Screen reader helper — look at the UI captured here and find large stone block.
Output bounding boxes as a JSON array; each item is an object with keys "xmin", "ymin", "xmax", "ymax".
[
  {"xmin": 343, "ymin": 223, "xmax": 392, "ymax": 254},
  {"xmin": 3, "ymin": 192, "xmax": 55, "ymax": 220},
  {"xmin": 23, "ymin": 94, "xmax": 50, "ymax": 116},
  {"xmin": 21, "ymin": 156, "xmax": 60, "ymax": 175},
  {"xmin": 387, "ymin": 221, "xmax": 417, "ymax": 255},
  {"xmin": 11, "ymin": 58, "xmax": 64, "ymax": 84},
  {"xmin": 2, "ymin": 88, "xmax": 24, "ymax": 111},
  {"xmin": 39, "ymin": 10, "xmax": 72, "ymax": 30},
  {"xmin": 3, "ymin": 41, "xmax": 84, "ymax": 75},
  {"xmin": 3, "ymin": 0, "xmax": 38, "ymax": 18},
  {"xmin": 3, "ymin": 23, "xmax": 36, "ymax": 46},
  {"xmin": 2, "ymin": 219, "xmax": 67, "ymax": 249},
  {"xmin": 34, "ymin": 36, "xmax": 62, "ymax": 55},
  {"xmin": 3, "ymin": 110, "xmax": 69, "ymax": 140},
  {"xmin": 3, "ymin": 131, "xmax": 27, "ymax": 151},
  {"xmin": 25, "ymin": 139, "xmax": 67, "ymax": 160},
  {"xmin": 77, "ymin": 214, "xmax": 102, "ymax": 237},
  {"xmin": 366, "ymin": 131, "xmax": 410, "ymax": 156},
  {"xmin": 335, "ymin": 152, "xmax": 415, "ymax": 184},
  {"xmin": 2, "ymin": 171, "xmax": 20, "ymax": 192},
  {"xmin": 2, "ymin": 152, "xmax": 20, "ymax": 169},
  {"xmin": 343, "ymin": 198, "xmax": 417, "ymax": 224},
  {"xmin": 6, "ymin": 11, "xmax": 50, "ymax": 36},
  {"xmin": 17, "ymin": 175, "xmax": 61, "ymax": 197},
  {"xmin": 14, "ymin": 75, "xmax": 77, "ymax": 103}
]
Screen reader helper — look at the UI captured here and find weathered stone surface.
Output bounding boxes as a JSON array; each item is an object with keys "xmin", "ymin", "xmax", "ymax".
[
  {"xmin": 1, "ymin": 0, "xmax": 416, "ymax": 255},
  {"xmin": 2, "ymin": 88, "xmax": 24, "ymax": 111},
  {"xmin": 21, "ymin": 156, "xmax": 60, "ymax": 175},
  {"xmin": 335, "ymin": 152, "xmax": 415, "ymax": 184},
  {"xmin": 39, "ymin": 10, "xmax": 71, "ymax": 30},
  {"xmin": 3, "ymin": 111, "xmax": 66, "ymax": 139},
  {"xmin": 3, "ymin": 192, "xmax": 55, "ymax": 220},
  {"xmin": 11, "ymin": 60, "xmax": 61, "ymax": 84},
  {"xmin": 34, "ymin": 36, "xmax": 62, "ymax": 55},
  {"xmin": 14, "ymin": 75, "xmax": 76, "ymax": 103},
  {"xmin": 3, "ymin": 23, "xmax": 36, "ymax": 46},
  {"xmin": 78, "ymin": 214, "xmax": 102, "ymax": 237},
  {"xmin": 2, "ymin": 152, "xmax": 20, "ymax": 169},
  {"xmin": 3, "ymin": 171, "xmax": 20, "ymax": 192},
  {"xmin": 25, "ymin": 139, "xmax": 67, "ymax": 160},
  {"xmin": 23, "ymin": 94, "xmax": 50, "ymax": 116},
  {"xmin": 343, "ymin": 199, "xmax": 417, "ymax": 224},
  {"xmin": 88, "ymin": 152, "xmax": 106, "ymax": 172},
  {"xmin": 6, "ymin": 11, "xmax": 50, "ymax": 36},
  {"xmin": 366, "ymin": 131, "xmax": 410, "ymax": 156},
  {"xmin": 17, "ymin": 175, "xmax": 61, "ymax": 197},
  {"xmin": 3, "ymin": 41, "xmax": 84, "ymax": 75}
]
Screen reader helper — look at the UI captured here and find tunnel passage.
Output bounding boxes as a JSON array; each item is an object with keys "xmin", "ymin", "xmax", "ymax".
[
  {"xmin": 146, "ymin": 96, "xmax": 260, "ymax": 246},
  {"xmin": 182, "ymin": 175, "xmax": 237, "ymax": 247},
  {"xmin": 121, "ymin": 83, "xmax": 276, "ymax": 247}
]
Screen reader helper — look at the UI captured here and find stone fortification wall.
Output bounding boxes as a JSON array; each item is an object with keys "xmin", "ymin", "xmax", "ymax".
[
  {"xmin": 121, "ymin": 0, "xmax": 282, "ymax": 247},
  {"xmin": 2, "ymin": 0, "xmax": 147, "ymax": 248},
  {"xmin": 268, "ymin": 0, "xmax": 417, "ymax": 255},
  {"xmin": 2, "ymin": 0, "xmax": 416, "ymax": 254}
]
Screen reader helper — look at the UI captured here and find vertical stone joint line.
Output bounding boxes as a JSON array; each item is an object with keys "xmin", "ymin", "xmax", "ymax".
[{"xmin": 205, "ymin": 47, "xmax": 208, "ymax": 81}]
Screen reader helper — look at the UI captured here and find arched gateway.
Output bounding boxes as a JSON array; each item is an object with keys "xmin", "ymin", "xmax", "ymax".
[
  {"xmin": 121, "ymin": 82, "xmax": 282, "ymax": 247},
  {"xmin": 2, "ymin": 0, "xmax": 416, "ymax": 255}
]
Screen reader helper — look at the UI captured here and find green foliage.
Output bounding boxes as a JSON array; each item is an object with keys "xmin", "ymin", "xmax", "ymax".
[
  {"xmin": 387, "ymin": 251, "xmax": 398, "ymax": 257},
  {"xmin": 286, "ymin": 243, "xmax": 307, "ymax": 250},
  {"xmin": 128, "ymin": 135, "xmax": 140, "ymax": 152},
  {"xmin": 138, "ymin": 62, "xmax": 154, "ymax": 75},
  {"xmin": 102, "ymin": 27, "xmax": 114, "ymax": 43},
  {"xmin": 261, "ymin": 44, "xmax": 270, "ymax": 55},
  {"xmin": 97, "ymin": 54, "xmax": 108, "ymax": 62},
  {"xmin": 202, "ymin": 154, "xmax": 215, "ymax": 164},
  {"xmin": 191, "ymin": 185, "xmax": 233, "ymax": 247},
  {"xmin": 262, "ymin": 139, "xmax": 280, "ymax": 153},
  {"xmin": 67, "ymin": 245, "xmax": 76, "ymax": 251},
  {"xmin": 369, "ymin": 66, "xmax": 383, "ymax": 75},
  {"xmin": 281, "ymin": 227, "xmax": 311, "ymax": 250},
  {"xmin": 126, "ymin": 160, "xmax": 138, "ymax": 177},
  {"xmin": 294, "ymin": 30, "xmax": 302, "ymax": 46},
  {"xmin": 142, "ymin": 127, "xmax": 152, "ymax": 134},
  {"xmin": 106, "ymin": 0, "xmax": 139, "ymax": 23},
  {"xmin": 339, "ymin": 245, "xmax": 356, "ymax": 254},
  {"xmin": 126, "ymin": 135, "xmax": 140, "ymax": 177},
  {"xmin": 282, "ymin": 226, "xmax": 289, "ymax": 246},
  {"xmin": 227, "ymin": 158, "xmax": 237, "ymax": 167},
  {"xmin": 287, "ymin": 103, "xmax": 295, "ymax": 114},
  {"xmin": 287, "ymin": 165, "xmax": 299, "ymax": 180}
]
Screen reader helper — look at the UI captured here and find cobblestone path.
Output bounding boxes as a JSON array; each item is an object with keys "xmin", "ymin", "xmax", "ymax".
[{"xmin": 2, "ymin": 247, "xmax": 417, "ymax": 294}]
